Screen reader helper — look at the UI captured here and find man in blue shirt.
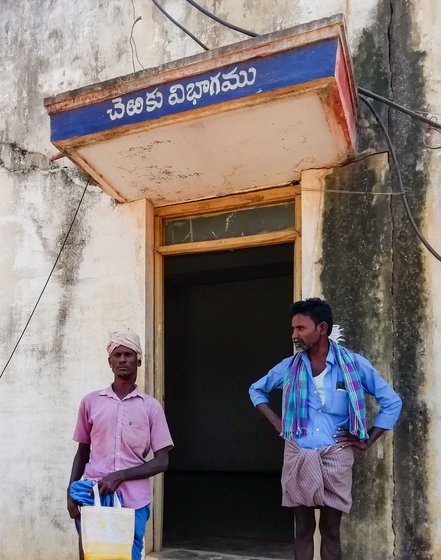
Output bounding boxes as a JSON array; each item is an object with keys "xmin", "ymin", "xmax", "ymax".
[{"xmin": 249, "ymin": 298, "xmax": 402, "ymax": 560}]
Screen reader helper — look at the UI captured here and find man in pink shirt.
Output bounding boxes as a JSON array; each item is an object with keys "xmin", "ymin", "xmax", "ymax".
[{"xmin": 67, "ymin": 329, "xmax": 173, "ymax": 560}]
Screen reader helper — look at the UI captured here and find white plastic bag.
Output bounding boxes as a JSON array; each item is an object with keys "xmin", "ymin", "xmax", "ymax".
[{"xmin": 81, "ymin": 484, "xmax": 135, "ymax": 560}]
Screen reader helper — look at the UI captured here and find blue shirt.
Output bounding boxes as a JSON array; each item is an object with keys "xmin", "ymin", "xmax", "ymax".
[{"xmin": 249, "ymin": 346, "xmax": 402, "ymax": 450}]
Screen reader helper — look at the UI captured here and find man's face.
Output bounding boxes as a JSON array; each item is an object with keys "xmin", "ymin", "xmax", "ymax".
[
  {"xmin": 291, "ymin": 314, "xmax": 326, "ymax": 352},
  {"xmin": 108, "ymin": 345, "xmax": 138, "ymax": 380}
]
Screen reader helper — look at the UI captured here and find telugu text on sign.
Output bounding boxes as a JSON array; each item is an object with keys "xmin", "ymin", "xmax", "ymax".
[{"xmin": 106, "ymin": 66, "xmax": 257, "ymax": 122}]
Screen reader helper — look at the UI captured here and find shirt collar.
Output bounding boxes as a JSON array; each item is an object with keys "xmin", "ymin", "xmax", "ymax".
[
  {"xmin": 99, "ymin": 385, "xmax": 145, "ymax": 400},
  {"xmin": 299, "ymin": 342, "xmax": 335, "ymax": 366},
  {"xmin": 326, "ymin": 344, "xmax": 336, "ymax": 365}
]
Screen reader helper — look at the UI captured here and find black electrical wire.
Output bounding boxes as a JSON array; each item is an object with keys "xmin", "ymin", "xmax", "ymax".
[
  {"xmin": 130, "ymin": 16, "xmax": 145, "ymax": 72},
  {"xmin": 150, "ymin": 0, "xmax": 209, "ymax": 51},
  {"xmin": 0, "ymin": 178, "xmax": 90, "ymax": 381},
  {"xmin": 147, "ymin": 8, "xmax": 439, "ymax": 134},
  {"xmin": 142, "ymin": 7, "xmax": 440, "ymax": 259},
  {"xmin": 358, "ymin": 87, "xmax": 441, "ymax": 131},
  {"xmin": 184, "ymin": 0, "xmax": 258, "ymax": 38},
  {"xmin": 359, "ymin": 94, "xmax": 441, "ymax": 262}
]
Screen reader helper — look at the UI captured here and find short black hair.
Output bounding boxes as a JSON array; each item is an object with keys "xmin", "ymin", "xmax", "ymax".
[{"xmin": 288, "ymin": 297, "xmax": 333, "ymax": 335}]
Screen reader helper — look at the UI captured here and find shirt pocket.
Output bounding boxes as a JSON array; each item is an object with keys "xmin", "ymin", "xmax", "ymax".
[
  {"xmin": 331, "ymin": 389, "xmax": 350, "ymax": 417},
  {"xmin": 123, "ymin": 418, "xmax": 150, "ymax": 456}
]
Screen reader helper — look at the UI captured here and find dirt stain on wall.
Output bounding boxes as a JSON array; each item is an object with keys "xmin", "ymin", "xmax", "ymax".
[{"xmin": 321, "ymin": 1, "xmax": 430, "ymax": 558}]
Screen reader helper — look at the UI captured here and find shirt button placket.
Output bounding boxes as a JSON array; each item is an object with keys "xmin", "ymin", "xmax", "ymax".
[{"xmin": 116, "ymin": 401, "xmax": 123, "ymax": 470}]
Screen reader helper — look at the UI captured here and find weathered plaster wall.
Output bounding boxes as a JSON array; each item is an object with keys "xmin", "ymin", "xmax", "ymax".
[
  {"xmin": 302, "ymin": 153, "xmax": 396, "ymax": 559},
  {"xmin": 0, "ymin": 4, "xmax": 148, "ymax": 559},
  {"xmin": 1, "ymin": 1, "xmax": 440, "ymax": 559},
  {"xmin": 412, "ymin": 1, "xmax": 441, "ymax": 558},
  {"xmin": 308, "ymin": 1, "xmax": 440, "ymax": 559},
  {"xmin": 0, "ymin": 148, "xmax": 148, "ymax": 560},
  {"xmin": 387, "ymin": 3, "xmax": 430, "ymax": 558},
  {"xmin": 319, "ymin": 154, "xmax": 396, "ymax": 560}
]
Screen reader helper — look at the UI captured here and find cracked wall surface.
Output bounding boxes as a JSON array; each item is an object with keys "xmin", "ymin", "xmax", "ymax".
[
  {"xmin": 0, "ymin": 42, "xmax": 149, "ymax": 560},
  {"xmin": 0, "ymin": 147, "xmax": 148, "ymax": 560},
  {"xmin": 319, "ymin": 1, "xmax": 438, "ymax": 558},
  {"xmin": 1, "ymin": 1, "xmax": 440, "ymax": 559},
  {"xmin": 388, "ymin": 2, "xmax": 431, "ymax": 558},
  {"xmin": 320, "ymin": 154, "xmax": 395, "ymax": 560}
]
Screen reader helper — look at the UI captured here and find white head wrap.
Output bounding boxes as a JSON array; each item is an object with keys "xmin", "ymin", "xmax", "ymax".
[
  {"xmin": 329, "ymin": 324, "xmax": 344, "ymax": 343},
  {"xmin": 107, "ymin": 329, "xmax": 143, "ymax": 364}
]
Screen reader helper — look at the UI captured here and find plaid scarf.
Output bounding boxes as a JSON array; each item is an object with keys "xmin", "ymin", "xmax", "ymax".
[{"xmin": 282, "ymin": 339, "xmax": 368, "ymax": 440}]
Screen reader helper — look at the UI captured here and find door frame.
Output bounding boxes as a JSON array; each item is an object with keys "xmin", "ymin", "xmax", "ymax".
[{"xmin": 150, "ymin": 185, "xmax": 301, "ymax": 552}]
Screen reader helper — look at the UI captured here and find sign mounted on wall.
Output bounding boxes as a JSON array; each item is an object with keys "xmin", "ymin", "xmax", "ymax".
[
  {"xmin": 45, "ymin": 14, "xmax": 358, "ymax": 204},
  {"xmin": 50, "ymin": 39, "xmax": 340, "ymax": 143}
]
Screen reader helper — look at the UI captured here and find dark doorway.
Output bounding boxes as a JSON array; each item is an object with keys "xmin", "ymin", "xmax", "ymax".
[{"xmin": 163, "ymin": 244, "xmax": 294, "ymax": 558}]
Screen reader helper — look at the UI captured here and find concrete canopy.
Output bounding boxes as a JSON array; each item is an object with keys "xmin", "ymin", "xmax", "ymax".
[{"xmin": 45, "ymin": 14, "xmax": 358, "ymax": 205}]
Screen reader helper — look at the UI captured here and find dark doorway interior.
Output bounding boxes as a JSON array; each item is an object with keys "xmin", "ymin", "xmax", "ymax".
[{"xmin": 163, "ymin": 244, "xmax": 294, "ymax": 558}]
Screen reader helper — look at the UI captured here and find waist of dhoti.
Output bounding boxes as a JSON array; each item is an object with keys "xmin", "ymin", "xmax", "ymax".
[{"xmin": 281, "ymin": 440, "xmax": 354, "ymax": 513}]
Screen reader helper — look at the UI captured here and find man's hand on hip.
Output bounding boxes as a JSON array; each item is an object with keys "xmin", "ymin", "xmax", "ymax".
[
  {"xmin": 334, "ymin": 426, "xmax": 386, "ymax": 451},
  {"xmin": 333, "ymin": 427, "xmax": 370, "ymax": 451}
]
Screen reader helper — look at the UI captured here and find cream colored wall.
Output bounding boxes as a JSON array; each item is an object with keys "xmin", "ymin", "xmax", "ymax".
[
  {"xmin": 412, "ymin": 1, "xmax": 441, "ymax": 556},
  {"xmin": 1, "ymin": 3, "xmax": 151, "ymax": 556},
  {"xmin": 1, "ymin": 1, "xmax": 440, "ymax": 559},
  {"xmin": 0, "ymin": 169, "xmax": 148, "ymax": 559},
  {"xmin": 135, "ymin": 0, "xmax": 379, "ymax": 66}
]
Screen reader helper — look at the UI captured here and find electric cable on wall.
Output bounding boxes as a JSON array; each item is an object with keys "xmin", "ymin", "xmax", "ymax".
[
  {"xmin": 150, "ymin": 0, "xmax": 209, "ymax": 51},
  {"xmin": 130, "ymin": 16, "xmax": 145, "ymax": 72},
  {"xmin": 359, "ymin": 95, "xmax": 441, "ymax": 262},
  {"xmin": 183, "ymin": 0, "xmax": 258, "ymax": 37},
  {"xmin": 0, "ymin": 178, "xmax": 90, "ymax": 381},
  {"xmin": 146, "ymin": 7, "xmax": 441, "ymax": 261},
  {"xmin": 150, "ymin": 7, "xmax": 441, "ymax": 135},
  {"xmin": 129, "ymin": 0, "xmax": 145, "ymax": 72},
  {"xmin": 358, "ymin": 87, "xmax": 441, "ymax": 131}
]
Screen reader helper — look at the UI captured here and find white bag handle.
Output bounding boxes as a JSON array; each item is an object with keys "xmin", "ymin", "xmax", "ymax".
[
  {"xmin": 92, "ymin": 483, "xmax": 122, "ymax": 508},
  {"xmin": 92, "ymin": 484, "xmax": 102, "ymax": 507}
]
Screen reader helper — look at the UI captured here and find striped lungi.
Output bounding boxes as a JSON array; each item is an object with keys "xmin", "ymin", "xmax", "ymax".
[{"xmin": 281, "ymin": 440, "xmax": 354, "ymax": 513}]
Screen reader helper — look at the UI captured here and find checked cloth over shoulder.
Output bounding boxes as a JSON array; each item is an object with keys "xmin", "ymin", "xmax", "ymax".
[{"xmin": 282, "ymin": 339, "xmax": 368, "ymax": 440}]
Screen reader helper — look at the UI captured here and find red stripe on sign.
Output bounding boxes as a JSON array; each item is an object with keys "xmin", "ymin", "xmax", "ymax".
[{"xmin": 335, "ymin": 43, "xmax": 357, "ymax": 150}]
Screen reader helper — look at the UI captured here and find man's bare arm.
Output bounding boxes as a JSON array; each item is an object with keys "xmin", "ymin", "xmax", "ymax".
[
  {"xmin": 256, "ymin": 403, "xmax": 282, "ymax": 434},
  {"xmin": 67, "ymin": 443, "xmax": 91, "ymax": 519},
  {"xmin": 97, "ymin": 447, "xmax": 172, "ymax": 495}
]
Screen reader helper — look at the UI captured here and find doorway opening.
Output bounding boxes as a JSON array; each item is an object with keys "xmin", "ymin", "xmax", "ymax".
[{"xmin": 163, "ymin": 243, "xmax": 294, "ymax": 558}]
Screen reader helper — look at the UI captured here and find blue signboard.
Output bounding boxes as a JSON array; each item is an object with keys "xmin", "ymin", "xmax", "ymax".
[{"xmin": 50, "ymin": 38, "xmax": 338, "ymax": 142}]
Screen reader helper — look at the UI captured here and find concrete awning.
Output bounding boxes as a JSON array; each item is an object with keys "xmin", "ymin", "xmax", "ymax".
[{"xmin": 44, "ymin": 14, "xmax": 358, "ymax": 205}]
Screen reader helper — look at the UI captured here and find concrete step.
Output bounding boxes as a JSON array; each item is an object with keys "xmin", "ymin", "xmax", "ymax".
[{"xmin": 148, "ymin": 548, "xmax": 289, "ymax": 560}]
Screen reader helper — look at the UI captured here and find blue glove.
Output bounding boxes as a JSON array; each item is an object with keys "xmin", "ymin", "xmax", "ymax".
[{"xmin": 70, "ymin": 480, "xmax": 123, "ymax": 507}]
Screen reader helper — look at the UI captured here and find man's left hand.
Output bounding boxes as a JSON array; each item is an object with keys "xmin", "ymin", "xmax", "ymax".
[
  {"xmin": 98, "ymin": 471, "xmax": 126, "ymax": 494},
  {"xmin": 333, "ymin": 428, "xmax": 370, "ymax": 451}
]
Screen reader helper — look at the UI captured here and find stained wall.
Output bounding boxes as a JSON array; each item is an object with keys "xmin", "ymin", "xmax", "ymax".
[{"xmin": 1, "ymin": 1, "xmax": 440, "ymax": 559}]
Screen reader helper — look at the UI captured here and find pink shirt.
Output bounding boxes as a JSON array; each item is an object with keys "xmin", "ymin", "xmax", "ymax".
[{"xmin": 73, "ymin": 386, "xmax": 173, "ymax": 509}]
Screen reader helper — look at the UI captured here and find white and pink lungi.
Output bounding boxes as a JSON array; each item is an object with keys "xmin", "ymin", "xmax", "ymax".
[{"xmin": 281, "ymin": 440, "xmax": 354, "ymax": 513}]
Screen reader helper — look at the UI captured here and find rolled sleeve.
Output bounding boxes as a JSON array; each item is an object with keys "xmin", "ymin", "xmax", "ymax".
[
  {"xmin": 72, "ymin": 397, "xmax": 92, "ymax": 444},
  {"xmin": 249, "ymin": 357, "xmax": 291, "ymax": 407},
  {"xmin": 149, "ymin": 400, "xmax": 174, "ymax": 453},
  {"xmin": 357, "ymin": 354, "xmax": 402, "ymax": 430}
]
